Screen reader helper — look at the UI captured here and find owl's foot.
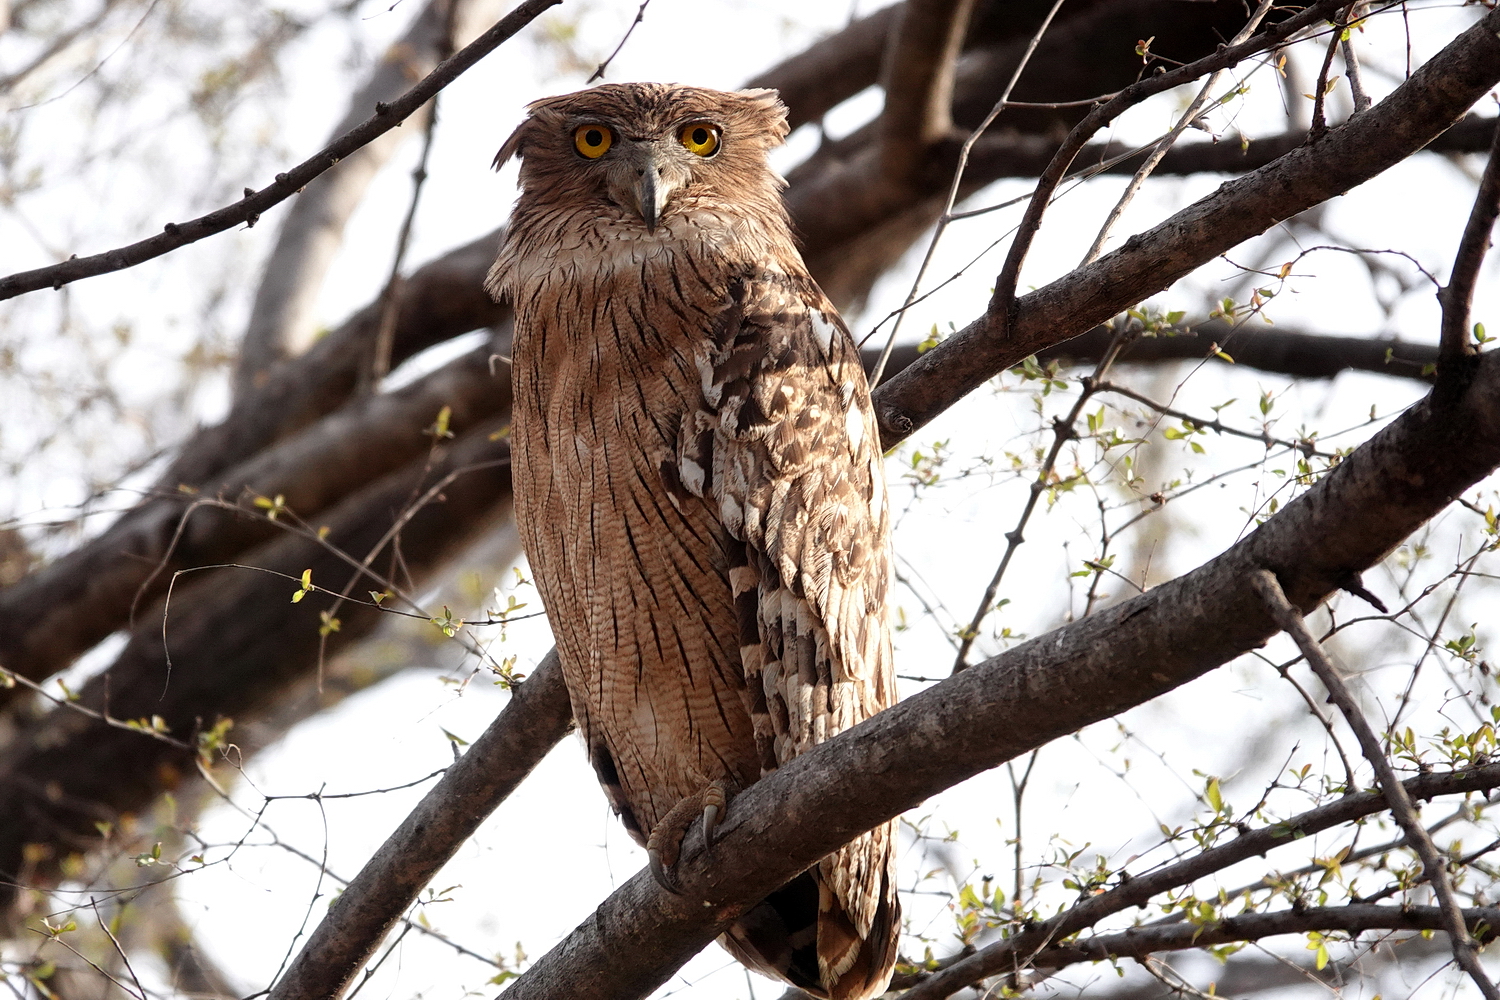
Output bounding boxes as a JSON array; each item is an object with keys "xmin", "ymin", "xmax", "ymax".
[{"xmin": 645, "ymin": 779, "xmax": 731, "ymax": 895}]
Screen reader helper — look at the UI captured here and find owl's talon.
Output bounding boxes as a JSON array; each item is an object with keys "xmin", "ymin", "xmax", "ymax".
[
  {"xmin": 648, "ymin": 847, "xmax": 682, "ymax": 895},
  {"xmin": 702, "ymin": 780, "xmax": 729, "ymax": 849},
  {"xmin": 644, "ymin": 779, "xmax": 733, "ymax": 892}
]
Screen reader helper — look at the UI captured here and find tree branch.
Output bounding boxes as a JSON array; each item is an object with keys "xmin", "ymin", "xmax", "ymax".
[
  {"xmin": 877, "ymin": 0, "xmax": 977, "ymax": 181},
  {"xmin": 234, "ymin": 0, "xmax": 501, "ymax": 397},
  {"xmin": 0, "ymin": 421, "xmax": 517, "ymax": 918},
  {"xmin": 492, "ymin": 342, "xmax": 1500, "ymax": 1000},
  {"xmin": 1027, "ymin": 904, "xmax": 1500, "ymax": 971},
  {"xmin": 0, "ymin": 236, "xmax": 507, "ymax": 689},
  {"xmin": 872, "ymin": 8, "xmax": 1500, "ymax": 448},
  {"xmin": 0, "ymin": 0, "xmax": 559, "ymax": 302},
  {"xmin": 266, "ymin": 651, "xmax": 571, "ymax": 1000},
  {"xmin": 1250, "ymin": 569, "xmax": 1500, "ymax": 1000},
  {"xmin": 988, "ymin": 0, "xmax": 1344, "ymax": 345},
  {"xmin": 0, "ymin": 332, "xmax": 509, "ymax": 693},
  {"xmin": 1437, "ymin": 110, "xmax": 1500, "ymax": 379},
  {"xmin": 902, "ymin": 762, "xmax": 1500, "ymax": 998}
]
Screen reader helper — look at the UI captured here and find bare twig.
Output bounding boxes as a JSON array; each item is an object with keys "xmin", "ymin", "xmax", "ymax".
[
  {"xmin": 1095, "ymin": 379, "xmax": 1330, "ymax": 457},
  {"xmin": 0, "ymin": 0, "xmax": 560, "ymax": 301},
  {"xmin": 264, "ymin": 650, "xmax": 571, "ymax": 1000},
  {"xmin": 1250, "ymin": 568, "xmax": 1500, "ymax": 1000},
  {"xmin": 900, "ymin": 763, "xmax": 1500, "ymax": 1000},
  {"xmin": 1081, "ymin": 0, "xmax": 1275, "ymax": 265},
  {"xmin": 873, "ymin": 7, "xmax": 1500, "ymax": 447},
  {"xmin": 365, "ymin": 6, "xmax": 454, "ymax": 389},
  {"xmin": 866, "ymin": 0, "xmax": 1065, "ymax": 390},
  {"xmin": 1342, "ymin": 4, "xmax": 1373, "ymax": 113},
  {"xmin": 983, "ymin": 1, "xmax": 1343, "ymax": 350},
  {"xmin": 1308, "ymin": 8, "xmax": 1347, "ymax": 140},
  {"xmin": 586, "ymin": 0, "xmax": 650, "ymax": 84},
  {"xmin": 952, "ymin": 328, "xmax": 1131, "ymax": 670}
]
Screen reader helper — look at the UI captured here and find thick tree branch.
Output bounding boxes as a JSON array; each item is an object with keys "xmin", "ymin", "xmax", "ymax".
[
  {"xmin": 266, "ymin": 651, "xmax": 571, "ymax": 1000},
  {"xmin": 877, "ymin": 0, "xmax": 977, "ymax": 180},
  {"xmin": 493, "ymin": 342, "xmax": 1500, "ymax": 999},
  {"xmin": 1251, "ymin": 570, "xmax": 1500, "ymax": 1000},
  {"xmin": 1437, "ymin": 114, "xmax": 1500, "ymax": 378},
  {"xmin": 0, "ymin": 422, "xmax": 517, "ymax": 917},
  {"xmin": 872, "ymin": 9, "xmax": 1500, "ymax": 448},
  {"xmin": 0, "ymin": 235, "xmax": 508, "ymax": 689},
  {"xmin": 988, "ymin": 0, "xmax": 1344, "ymax": 346},
  {"xmin": 742, "ymin": 3, "xmax": 899, "ymax": 131},
  {"xmin": 0, "ymin": 0, "xmax": 558, "ymax": 302}
]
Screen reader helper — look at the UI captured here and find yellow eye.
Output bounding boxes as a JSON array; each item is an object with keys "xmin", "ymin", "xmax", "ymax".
[
  {"xmin": 679, "ymin": 123, "xmax": 720, "ymax": 157},
  {"xmin": 573, "ymin": 125, "xmax": 612, "ymax": 159}
]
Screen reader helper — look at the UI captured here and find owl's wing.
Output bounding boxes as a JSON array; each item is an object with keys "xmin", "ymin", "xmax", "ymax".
[{"xmin": 672, "ymin": 269, "xmax": 898, "ymax": 995}]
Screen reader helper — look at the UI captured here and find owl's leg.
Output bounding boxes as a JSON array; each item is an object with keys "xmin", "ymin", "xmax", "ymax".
[{"xmin": 645, "ymin": 779, "xmax": 732, "ymax": 895}]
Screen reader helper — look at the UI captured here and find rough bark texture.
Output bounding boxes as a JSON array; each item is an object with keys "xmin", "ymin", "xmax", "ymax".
[
  {"xmin": 0, "ymin": 421, "xmax": 515, "ymax": 920},
  {"xmin": 1, "ymin": 0, "xmax": 1496, "ymax": 982},
  {"xmin": 874, "ymin": 9, "xmax": 1500, "ymax": 446},
  {"xmin": 495, "ymin": 343, "xmax": 1500, "ymax": 1000}
]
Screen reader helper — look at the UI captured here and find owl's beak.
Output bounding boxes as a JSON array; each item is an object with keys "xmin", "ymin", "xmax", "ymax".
[
  {"xmin": 621, "ymin": 145, "xmax": 679, "ymax": 234},
  {"xmin": 633, "ymin": 163, "xmax": 669, "ymax": 235}
]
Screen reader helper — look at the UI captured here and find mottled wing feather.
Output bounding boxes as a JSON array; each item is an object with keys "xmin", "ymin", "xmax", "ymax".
[{"xmin": 679, "ymin": 270, "xmax": 899, "ymax": 993}]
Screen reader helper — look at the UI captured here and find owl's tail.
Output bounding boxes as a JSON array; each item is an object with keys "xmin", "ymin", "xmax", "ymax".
[{"xmin": 720, "ymin": 822, "xmax": 900, "ymax": 1000}]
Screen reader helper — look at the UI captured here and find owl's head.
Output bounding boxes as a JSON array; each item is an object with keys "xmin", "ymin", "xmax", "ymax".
[{"xmin": 494, "ymin": 83, "xmax": 790, "ymax": 234}]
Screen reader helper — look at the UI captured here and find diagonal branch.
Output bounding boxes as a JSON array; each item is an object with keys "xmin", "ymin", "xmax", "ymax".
[
  {"xmin": 1027, "ymin": 903, "xmax": 1500, "ymax": 972},
  {"xmin": 0, "ymin": 0, "xmax": 559, "ymax": 302},
  {"xmin": 492, "ymin": 342, "xmax": 1500, "ymax": 1000},
  {"xmin": 1437, "ymin": 112, "xmax": 1500, "ymax": 375},
  {"xmin": 986, "ymin": 0, "xmax": 1344, "ymax": 345},
  {"xmin": 1250, "ymin": 569, "xmax": 1500, "ymax": 1000},
  {"xmin": 265, "ymin": 651, "xmax": 571, "ymax": 1000},
  {"xmin": 901, "ymin": 763, "xmax": 1500, "ymax": 998},
  {"xmin": 872, "ymin": 7, "xmax": 1500, "ymax": 449},
  {"xmin": 234, "ymin": 0, "xmax": 490, "ymax": 398}
]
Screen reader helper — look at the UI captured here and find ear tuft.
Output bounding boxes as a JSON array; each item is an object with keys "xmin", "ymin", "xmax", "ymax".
[
  {"xmin": 492, "ymin": 119, "xmax": 529, "ymax": 171},
  {"xmin": 736, "ymin": 87, "xmax": 789, "ymax": 142}
]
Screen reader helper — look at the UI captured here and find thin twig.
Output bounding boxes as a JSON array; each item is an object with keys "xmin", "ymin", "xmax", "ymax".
[
  {"xmin": 1250, "ymin": 568, "xmax": 1500, "ymax": 1000},
  {"xmin": 866, "ymin": 0, "xmax": 1067, "ymax": 389},
  {"xmin": 1082, "ymin": 0, "xmax": 1275, "ymax": 265},
  {"xmin": 0, "ymin": 0, "xmax": 562, "ymax": 300},
  {"xmin": 1342, "ymin": 3, "xmax": 1373, "ymax": 113},
  {"xmin": 899, "ymin": 762, "xmax": 1500, "ymax": 1000},
  {"xmin": 985, "ymin": 0, "xmax": 1344, "ymax": 346},
  {"xmin": 1308, "ymin": 6, "xmax": 1350, "ymax": 141},
  {"xmin": 1095, "ymin": 379, "xmax": 1331, "ymax": 457},
  {"xmin": 89, "ymin": 897, "xmax": 149, "ymax": 1000},
  {"xmin": 0, "ymin": 666, "xmax": 194, "ymax": 751},
  {"xmin": 952, "ymin": 328, "xmax": 1131, "ymax": 671},
  {"xmin": 587, "ymin": 0, "xmax": 650, "ymax": 84},
  {"xmin": 365, "ymin": 1, "xmax": 455, "ymax": 390}
]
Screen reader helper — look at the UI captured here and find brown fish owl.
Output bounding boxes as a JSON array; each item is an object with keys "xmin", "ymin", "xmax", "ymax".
[{"xmin": 487, "ymin": 83, "xmax": 899, "ymax": 1000}]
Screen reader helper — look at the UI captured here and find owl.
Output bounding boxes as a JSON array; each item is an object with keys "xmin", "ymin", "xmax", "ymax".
[{"xmin": 486, "ymin": 83, "xmax": 899, "ymax": 1000}]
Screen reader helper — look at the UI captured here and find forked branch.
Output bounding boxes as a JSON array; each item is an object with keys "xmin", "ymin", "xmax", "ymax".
[{"xmin": 1250, "ymin": 569, "xmax": 1500, "ymax": 1000}]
